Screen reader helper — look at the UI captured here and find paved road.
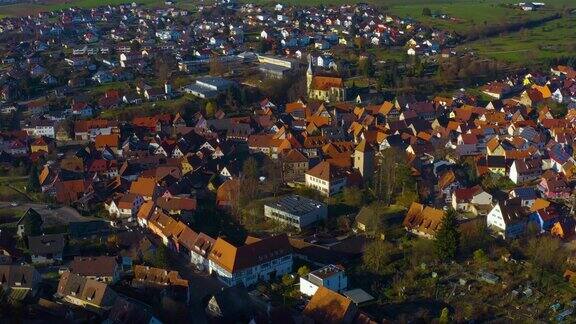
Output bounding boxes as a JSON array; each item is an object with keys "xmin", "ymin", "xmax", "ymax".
[{"xmin": 0, "ymin": 202, "xmax": 95, "ymax": 226}]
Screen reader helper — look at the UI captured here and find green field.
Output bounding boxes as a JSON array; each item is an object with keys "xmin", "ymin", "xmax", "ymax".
[
  {"xmin": 388, "ymin": 3, "xmax": 554, "ymax": 33},
  {"xmin": 0, "ymin": 0, "xmax": 193, "ymax": 17},
  {"xmin": 462, "ymin": 16, "xmax": 576, "ymax": 64},
  {"xmin": 0, "ymin": 176, "xmax": 31, "ymax": 202}
]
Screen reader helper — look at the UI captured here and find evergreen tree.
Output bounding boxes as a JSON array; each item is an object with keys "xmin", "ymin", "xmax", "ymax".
[
  {"xmin": 435, "ymin": 208, "xmax": 460, "ymax": 261},
  {"xmin": 27, "ymin": 163, "xmax": 41, "ymax": 193},
  {"xmin": 242, "ymin": 157, "xmax": 259, "ymax": 179}
]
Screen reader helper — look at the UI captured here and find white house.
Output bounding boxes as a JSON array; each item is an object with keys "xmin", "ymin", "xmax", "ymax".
[
  {"xmin": 486, "ymin": 198, "xmax": 529, "ymax": 239},
  {"xmin": 21, "ymin": 120, "xmax": 57, "ymax": 138},
  {"xmin": 451, "ymin": 186, "xmax": 493, "ymax": 215},
  {"xmin": 509, "ymin": 158, "xmax": 542, "ymax": 184},
  {"xmin": 305, "ymin": 161, "xmax": 347, "ymax": 196},
  {"xmin": 189, "ymin": 233, "xmax": 214, "ymax": 270},
  {"xmin": 106, "ymin": 193, "xmax": 144, "ymax": 219},
  {"xmin": 300, "ymin": 264, "xmax": 348, "ymax": 297},
  {"xmin": 208, "ymin": 235, "xmax": 292, "ymax": 287}
]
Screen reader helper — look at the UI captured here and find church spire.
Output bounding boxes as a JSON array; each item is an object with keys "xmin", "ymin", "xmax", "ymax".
[{"xmin": 306, "ymin": 54, "xmax": 313, "ymax": 76}]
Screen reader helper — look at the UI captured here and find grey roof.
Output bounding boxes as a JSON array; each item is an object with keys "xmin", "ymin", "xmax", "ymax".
[
  {"xmin": 183, "ymin": 83, "xmax": 218, "ymax": 98},
  {"xmin": 265, "ymin": 195, "xmax": 326, "ymax": 216},
  {"xmin": 342, "ymin": 289, "xmax": 374, "ymax": 304},
  {"xmin": 28, "ymin": 233, "xmax": 65, "ymax": 255},
  {"xmin": 259, "ymin": 62, "xmax": 291, "ymax": 73}
]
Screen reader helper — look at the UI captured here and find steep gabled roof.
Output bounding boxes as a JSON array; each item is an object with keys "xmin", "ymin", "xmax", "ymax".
[
  {"xmin": 303, "ymin": 286, "xmax": 356, "ymax": 324},
  {"xmin": 208, "ymin": 234, "xmax": 291, "ymax": 273}
]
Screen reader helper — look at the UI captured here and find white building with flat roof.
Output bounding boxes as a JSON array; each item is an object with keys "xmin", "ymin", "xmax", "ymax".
[
  {"xmin": 264, "ymin": 195, "xmax": 327, "ymax": 229},
  {"xmin": 183, "ymin": 77, "xmax": 235, "ymax": 99},
  {"xmin": 300, "ymin": 264, "xmax": 348, "ymax": 296}
]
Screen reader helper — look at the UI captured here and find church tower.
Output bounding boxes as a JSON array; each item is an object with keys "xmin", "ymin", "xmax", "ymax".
[
  {"xmin": 354, "ymin": 138, "xmax": 374, "ymax": 179},
  {"xmin": 306, "ymin": 54, "xmax": 313, "ymax": 96}
]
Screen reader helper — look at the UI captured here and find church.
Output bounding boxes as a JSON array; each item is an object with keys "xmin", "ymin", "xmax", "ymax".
[{"xmin": 306, "ymin": 58, "xmax": 346, "ymax": 103}]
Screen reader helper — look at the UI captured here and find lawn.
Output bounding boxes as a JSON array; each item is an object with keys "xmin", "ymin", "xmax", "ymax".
[
  {"xmin": 85, "ymin": 81, "xmax": 130, "ymax": 97},
  {"xmin": 99, "ymin": 95, "xmax": 197, "ymax": 120},
  {"xmin": 0, "ymin": 176, "xmax": 31, "ymax": 202},
  {"xmin": 462, "ymin": 16, "xmax": 576, "ymax": 64}
]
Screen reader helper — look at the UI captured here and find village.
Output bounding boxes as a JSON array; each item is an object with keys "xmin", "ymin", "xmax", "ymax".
[{"xmin": 0, "ymin": 0, "xmax": 575, "ymax": 323}]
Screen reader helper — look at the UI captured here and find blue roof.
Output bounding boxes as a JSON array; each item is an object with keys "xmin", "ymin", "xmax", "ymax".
[
  {"xmin": 511, "ymin": 187, "xmax": 537, "ymax": 199},
  {"xmin": 549, "ymin": 145, "xmax": 570, "ymax": 164}
]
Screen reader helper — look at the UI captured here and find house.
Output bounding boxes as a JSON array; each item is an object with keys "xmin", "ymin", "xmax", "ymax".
[
  {"xmin": 71, "ymin": 101, "xmax": 94, "ymax": 118},
  {"xmin": 303, "ymin": 286, "xmax": 358, "ymax": 324},
  {"xmin": 437, "ymin": 170, "xmax": 460, "ymax": 204},
  {"xmin": 509, "ymin": 158, "xmax": 542, "ymax": 184},
  {"xmin": 28, "ymin": 233, "xmax": 65, "ymax": 264},
  {"xmin": 92, "ymin": 70, "xmax": 113, "ymax": 84},
  {"xmin": 56, "ymin": 271, "xmax": 117, "ymax": 313},
  {"xmin": 55, "ymin": 179, "xmax": 88, "ymax": 204},
  {"xmin": 69, "ymin": 256, "xmax": 121, "ymax": 283},
  {"xmin": 129, "ymin": 177, "xmax": 162, "ymax": 200},
  {"xmin": 281, "ymin": 149, "xmax": 309, "ymax": 182},
  {"xmin": 402, "ymin": 202, "xmax": 445, "ymax": 239},
  {"xmin": 205, "ymin": 286, "xmax": 255, "ymax": 322},
  {"xmin": 477, "ymin": 155, "xmax": 506, "ymax": 176},
  {"xmin": 16, "ymin": 208, "xmax": 43, "ymax": 239},
  {"xmin": 30, "ymin": 136, "xmax": 54, "ymax": 154},
  {"xmin": 300, "ymin": 264, "xmax": 348, "ymax": 297},
  {"xmin": 94, "ymin": 134, "xmax": 120, "ymax": 153},
  {"xmin": 551, "ymin": 218, "xmax": 576, "ymax": 240},
  {"xmin": 538, "ymin": 171, "xmax": 571, "ymax": 199},
  {"xmin": 177, "ymin": 229, "xmax": 214, "ymax": 270},
  {"xmin": 263, "ymin": 195, "xmax": 327, "ymax": 229},
  {"xmin": 482, "ymin": 81, "xmax": 514, "ymax": 99},
  {"xmin": 451, "ymin": 186, "xmax": 493, "ymax": 215},
  {"xmin": 305, "ymin": 161, "xmax": 347, "ymax": 196},
  {"xmin": 146, "ymin": 210, "xmax": 187, "ymax": 248},
  {"xmin": 354, "ymin": 206, "xmax": 382, "ymax": 232},
  {"xmin": 156, "ymin": 196, "xmax": 197, "ymax": 217},
  {"xmin": 208, "ymin": 234, "xmax": 292, "ymax": 287},
  {"xmin": 21, "ymin": 119, "xmax": 57, "ymax": 138},
  {"xmin": 0, "ymin": 265, "xmax": 42, "ymax": 298},
  {"xmin": 106, "ymin": 193, "xmax": 144, "ymax": 219},
  {"xmin": 144, "ymin": 88, "xmax": 166, "ymax": 101},
  {"xmin": 529, "ymin": 204, "xmax": 561, "ymax": 233},
  {"xmin": 132, "ymin": 265, "xmax": 189, "ymax": 302},
  {"xmin": 509, "ymin": 187, "xmax": 538, "ymax": 208},
  {"xmin": 486, "ymin": 198, "xmax": 530, "ymax": 239},
  {"xmin": 216, "ymin": 179, "xmax": 240, "ymax": 210}
]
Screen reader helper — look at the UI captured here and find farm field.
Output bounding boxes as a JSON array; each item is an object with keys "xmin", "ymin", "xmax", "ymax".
[
  {"xmin": 387, "ymin": 3, "xmax": 553, "ymax": 33},
  {"xmin": 462, "ymin": 16, "xmax": 576, "ymax": 64},
  {"xmin": 0, "ymin": 0, "xmax": 193, "ymax": 17}
]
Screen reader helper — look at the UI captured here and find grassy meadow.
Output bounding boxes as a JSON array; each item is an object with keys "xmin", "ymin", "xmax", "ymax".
[{"xmin": 462, "ymin": 16, "xmax": 576, "ymax": 64}]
